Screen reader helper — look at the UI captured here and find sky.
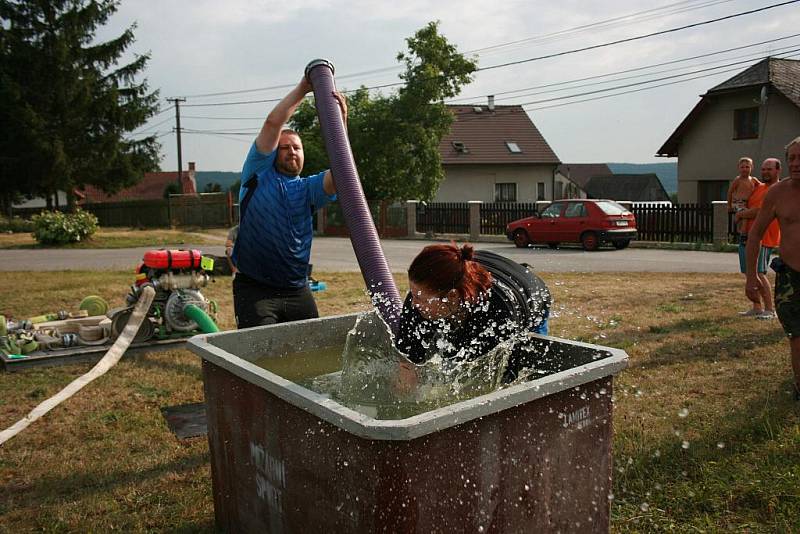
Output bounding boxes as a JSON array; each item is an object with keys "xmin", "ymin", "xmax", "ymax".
[{"xmin": 99, "ymin": 0, "xmax": 800, "ymax": 173}]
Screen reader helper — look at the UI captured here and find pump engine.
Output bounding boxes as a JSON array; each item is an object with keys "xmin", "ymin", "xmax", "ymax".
[{"xmin": 111, "ymin": 249, "xmax": 217, "ymax": 342}]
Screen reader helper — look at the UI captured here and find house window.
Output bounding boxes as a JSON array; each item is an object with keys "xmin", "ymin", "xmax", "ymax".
[
  {"xmin": 505, "ymin": 141, "xmax": 522, "ymax": 153},
  {"xmin": 697, "ymin": 180, "xmax": 729, "ymax": 204},
  {"xmin": 555, "ymin": 181, "xmax": 564, "ymax": 199},
  {"xmin": 495, "ymin": 182, "xmax": 517, "ymax": 202},
  {"xmin": 537, "ymin": 182, "xmax": 545, "ymax": 201},
  {"xmin": 733, "ymin": 107, "xmax": 759, "ymax": 139},
  {"xmin": 452, "ymin": 141, "xmax": 469, "ymax": 153}
]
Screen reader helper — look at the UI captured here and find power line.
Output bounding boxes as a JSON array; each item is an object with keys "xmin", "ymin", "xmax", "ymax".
[
  {"xmin": 477, "ymin": 0, "xmax": 800, "ymax": 73},
  {"xmin": 182, "ymin": 132, "xmax": 253, "ymax": 144},
  {"xmin": 177, "ymin": 37, "xmax": 800, "ymax": 125},
  {"xmin": 448, "ymin": 32, "xmax": 800, "ymax": 103},
  {"xmin": 469, "ymin": 0, "xmax": 736, "ymax": 56},
  {"xmin": 131, "ymin": 115, "xmax": 175, "ymax": 135},
  {"xmin": 513, "ymin": 50, "xmax": 800, "ymax": 107},
  {"xmin": 174, "ymin": 0, "xmax": 737, "ymax": 100},
  {"xmin": 494, "ymin": 44, "xmax": 800, "ymax": 102},
  {"xmin": 522, "ymin": 51, "xmax": 800, "ymax": 112},
  {"xmin": 444, "ymin": 49, "xmax": 800, "ymax": 123}
]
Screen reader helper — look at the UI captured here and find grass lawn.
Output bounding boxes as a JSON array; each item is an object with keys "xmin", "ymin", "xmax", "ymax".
[
  {"xmin": 0, "ymin": 227, "xmax": 227, "ymax": 249},
  {"xmin": 0, "ymin": 271, "xmax": 798, "ymax": 532}
]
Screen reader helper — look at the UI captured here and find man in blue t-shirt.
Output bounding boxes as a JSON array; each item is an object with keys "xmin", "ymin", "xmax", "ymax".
[{"xmin": 232, "ymin": 77, "xmax": 346, "ymax": 328}]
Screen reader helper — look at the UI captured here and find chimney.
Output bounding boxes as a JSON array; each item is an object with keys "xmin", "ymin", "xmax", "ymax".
[
  {"xmin": 188, "ymin": 161, "xmax": 196, "ymax": 172},
  {"xmin": 487, "ymin": 95, "xmax": 495, "ymax": 111}
]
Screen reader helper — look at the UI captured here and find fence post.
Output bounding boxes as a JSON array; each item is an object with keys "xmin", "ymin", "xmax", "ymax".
[
  {"xmin": 406, "ymin": 200, "xmax": 418, "ymax": 238},
  {"xmin": 316, "ymin": 206, "xmax": 326, "ymax": 235},
  {"xmin": 712, "ymin": 201, "xmax": 729, "ymax": 247},
  {"xmin": 468, "ymin": 201, "xmax": 482, "ymax": 242}
]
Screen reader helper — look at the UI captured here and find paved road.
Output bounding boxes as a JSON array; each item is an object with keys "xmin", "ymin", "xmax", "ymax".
[{"xmin": 0, "ymin": 237, "xmax": 739, "ymax": 272}]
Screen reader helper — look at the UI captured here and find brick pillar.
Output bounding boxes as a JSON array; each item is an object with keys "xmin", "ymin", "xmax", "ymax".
[
  {"xmin": 468, "ymin": 201, "xmax": 482, "ymax": 242},
  {"xmin": 406, "ymin": 200, "xmax": 418, "ymax": 238},
  {"xmin": 712, "ymin": 201, "xmax": 729, "ymax": 247}
]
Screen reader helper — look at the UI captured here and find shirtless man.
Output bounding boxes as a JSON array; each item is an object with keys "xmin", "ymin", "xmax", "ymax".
[
  {"xmin": 746, "ymin": 136, "xmax": 800, "ymax": 400},
  {"xmin": 728, "ymin": 157, "xmax": 759, "ymax": 235}
]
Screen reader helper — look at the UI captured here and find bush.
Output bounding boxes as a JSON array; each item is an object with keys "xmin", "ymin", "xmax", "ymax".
[
  {"xmin": 32, "ymin": 209, "xmax": 99, "ymax": 245},
  {"xmin": 0, "ymin": 215, "xmax": 35, "ymax": 233}
]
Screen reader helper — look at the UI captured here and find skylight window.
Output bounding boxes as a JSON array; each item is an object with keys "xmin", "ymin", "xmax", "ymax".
[
  {"xmin": 452, "ymin": 141, "xmax": 469, "ymax": 154},
  {"xmin": 506, "ymin": 141, "xmax": 522, "ymax": 153}
]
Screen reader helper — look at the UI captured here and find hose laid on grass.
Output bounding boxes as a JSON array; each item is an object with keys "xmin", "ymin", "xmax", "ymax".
[
  {"xmin": 0, "ymin": 285, "xmax": 156, "ymax": 447},
  {"xmin": 305, "ymin": 59, "xmax": 403, "ymax": 334}
]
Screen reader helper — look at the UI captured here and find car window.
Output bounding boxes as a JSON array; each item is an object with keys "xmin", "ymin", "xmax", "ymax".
[
  {"xmin": 564, "ymin": 203, "xmax": 587, "ymax": 218},
  {"xmin": 594, "ymin": 201, "xmax": 629, "ymax": 215},
  {"xmin": 540, "ymin": 203, "xmax": 564, "ymax": 218}
]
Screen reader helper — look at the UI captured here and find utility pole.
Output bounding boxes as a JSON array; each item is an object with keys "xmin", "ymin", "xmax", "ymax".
[{"xmin": 168, "ymin": 97, "xmax": 186, "ymax": 192}]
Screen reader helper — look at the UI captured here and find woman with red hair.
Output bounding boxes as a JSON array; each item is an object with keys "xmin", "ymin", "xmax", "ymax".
[{"xmin": 395, "ymin": 242, "xmax": 548, "ymax": 371}]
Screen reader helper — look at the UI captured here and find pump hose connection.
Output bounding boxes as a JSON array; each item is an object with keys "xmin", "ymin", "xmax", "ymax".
[
  {"xmin": 0, "ymin": 285, "xmax": 156, "ymax": 446},
  {"xmin": 305, "ymin": 59, "xmax": 403, "ymax": 333}
]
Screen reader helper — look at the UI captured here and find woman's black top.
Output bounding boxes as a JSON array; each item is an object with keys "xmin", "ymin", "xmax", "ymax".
[{"xmin": 394, "ymin": 282, "xmax": 516, "ymax": 365}]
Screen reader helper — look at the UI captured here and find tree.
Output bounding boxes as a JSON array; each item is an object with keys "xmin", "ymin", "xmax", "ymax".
[
  {"xmin": 291, "ymin": 21, "xmax": 476, "ymax": 201},
  {"xmin": 203, "ymin": 182, "xmax": 222, "ymax": 193},
  {"xmin": 0, "ymin": 0, "xmax": 161, "ymax": 210}
]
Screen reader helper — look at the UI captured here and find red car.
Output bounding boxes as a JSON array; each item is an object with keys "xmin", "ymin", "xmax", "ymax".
[{"xmin": 506, "ymin": 199, "xmax": 637, "ymax": 251}]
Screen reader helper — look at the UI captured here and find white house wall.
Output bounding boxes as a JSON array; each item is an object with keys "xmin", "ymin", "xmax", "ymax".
[
  {"xmin": 677, "ymin": 89, "xmax": 800, "ymax": 203},
  {"xmin": 435, "ymin": 164, "xmax": 557, "ymax": 202}
]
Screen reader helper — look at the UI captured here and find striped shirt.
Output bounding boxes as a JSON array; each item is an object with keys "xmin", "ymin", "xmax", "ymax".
[{"xmin": 232, "ymin": 142, "xmax": 335, "ymax": 288}]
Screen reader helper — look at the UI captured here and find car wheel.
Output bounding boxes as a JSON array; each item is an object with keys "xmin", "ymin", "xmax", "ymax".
[
  {"xmin": 613, "ymin": 239, "xmax": 631, "ymax": 250},
  {"xmin": 581, "ymin": 231, "xmax": 600, "ymax": 251},
  {"xmin": 547, "ymin": 242, "xmax": 560, "ymax": 249},
  {"xmin": 513, "ymin": 229, "xmax": 531, "ymax": 248}
]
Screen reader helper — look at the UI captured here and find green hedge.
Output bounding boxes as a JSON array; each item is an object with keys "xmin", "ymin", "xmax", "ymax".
[
  {"xmin": 0, "ymin": 216, "xmax": 35, "ymax": 233},
  {"xmin": 32, "ymin": 209, "xmax": 99, "ymax": 245}
]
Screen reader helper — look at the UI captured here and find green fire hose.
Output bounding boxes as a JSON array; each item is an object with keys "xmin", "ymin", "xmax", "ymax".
[{"xmin": 183, "ymin": 304, "xmax": 219, "ymax": 333}]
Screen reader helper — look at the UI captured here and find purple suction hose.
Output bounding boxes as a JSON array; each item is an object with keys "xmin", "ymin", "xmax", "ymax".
[{"xmin": 305, "ymin": 59, "xmax": 403, "ymax": 333}]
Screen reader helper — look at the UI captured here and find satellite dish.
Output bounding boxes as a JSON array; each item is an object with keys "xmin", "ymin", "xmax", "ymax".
[{"xmin": 754, "ymin": 85, "xmax": 768, "ymax": 105}]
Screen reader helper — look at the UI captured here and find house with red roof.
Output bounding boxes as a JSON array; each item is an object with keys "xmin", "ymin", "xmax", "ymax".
[
  {"xmin": 436, "ymin": 99, "xmax": 561, "ymax": 202},
  {"xmin": 78, "ymin": 162, "xmax": 198, "ymax": 204}
]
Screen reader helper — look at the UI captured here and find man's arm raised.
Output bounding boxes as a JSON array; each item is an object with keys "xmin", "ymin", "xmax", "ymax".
[
  {"xmin": 744, "ymin": 187, "xmax": 778, "ymax": 302},
  {"xmin": 255, "ymin": 77, "xmax": 312, "ymax": 154}
]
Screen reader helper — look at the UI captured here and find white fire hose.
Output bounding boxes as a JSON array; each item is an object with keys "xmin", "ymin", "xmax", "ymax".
[{"xmin": 0, "ymin": 285, "xmax": 156, "ymax": 446}]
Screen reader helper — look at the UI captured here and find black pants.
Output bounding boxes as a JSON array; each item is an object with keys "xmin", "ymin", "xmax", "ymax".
[{"xmin": 233, "ymin": 273, "xmax": 319, "ymax": 329}]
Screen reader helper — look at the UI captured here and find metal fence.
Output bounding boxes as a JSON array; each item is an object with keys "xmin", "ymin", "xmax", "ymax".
[
  {"xmin": 80, "ymin": 193, "xmax": 233, "ymax": 228},
  {"xmin": 480, "ymin": 202, "xmax": 538, "ymax": 235},
  {"xmin": 416, "ymin": 202, "xmax": 469, "ymax": 234},
  {"xmin": 167, "ymin": 193, "xmax": 233, "ymax": 228},
  {"xmin": 630, "ymin": 203, "xmax": 713, "ymax": 243}
]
